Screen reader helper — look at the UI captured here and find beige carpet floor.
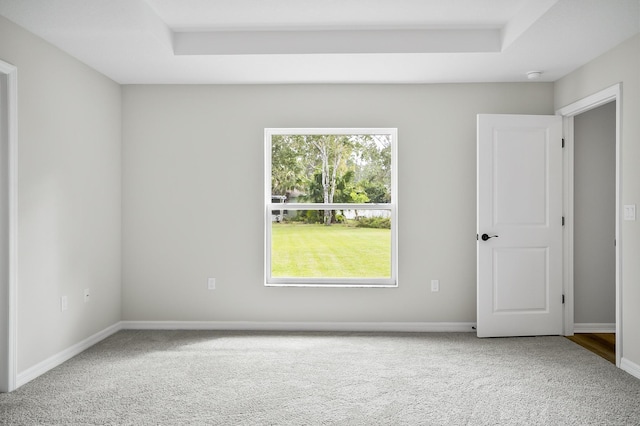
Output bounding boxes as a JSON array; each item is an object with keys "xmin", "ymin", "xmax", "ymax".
[{"xmin": 1, "ymin": 330, "xmax": 639, "ymax": 425}]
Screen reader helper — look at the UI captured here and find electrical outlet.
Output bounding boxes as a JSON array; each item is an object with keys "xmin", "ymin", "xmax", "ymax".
[
  {"xmin": 84, "ymin": 288, "xmax": 90, "ymax": 303},
  {"xmin": 207, "ymin": 278, "xmax": 216, "ymax": 290},
  {"xmin": 624, "ymin": 204, "xmax": 636, "ymax": 221},
  {"xmin": 431, "ymin": 280, "xmax": 440, "ymax": 292},
  {"xmin": 61, "ymin": 296, "xmax": 68, "ymax": 312}
]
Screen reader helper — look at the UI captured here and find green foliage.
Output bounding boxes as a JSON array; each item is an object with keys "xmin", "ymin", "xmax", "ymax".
[
  {"xmin": 271, "ymin": 135, "xmax": 306, "ymax": 196},
  {"xmin": 304, "ymin": 210, "xmax": 321, "ymax": 224},
  {"xmin": 362, "ymin": 182, "xmax": 390, "ymax": 203},
  {"xmin": 349, "ymin": 189, "xmax": 369, "ymax": 204},
  {"xmin": 355, "ymin": 217, "xmax": 391, "ymax": 229},
  {"xmin": 271, "ymin": 133, "xmax": 392, "ymax": 207},
  {"xmin": 303, "ymin": 172, "xmax": 325, "ymax": 203}
]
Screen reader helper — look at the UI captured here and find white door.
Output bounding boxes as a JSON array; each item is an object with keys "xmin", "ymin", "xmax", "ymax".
[{"xmin": 477, "ymin": 114, "xmax": 563, "ymax": 338}]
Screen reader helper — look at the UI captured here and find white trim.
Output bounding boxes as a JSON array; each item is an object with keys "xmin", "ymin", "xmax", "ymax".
[
  {"xmin": 121, "ymin": 321, "xmax": 476, "ymax": 333},
  {"xmin": 16, "ymin": 322, "xmax": 122, "ymax": 389},
  {"xmin": 556, "ymin": 85, "xmax": 620, "ymax": 116},
  {"xmin": 561, "ymin": 115, "xmax": 575, "ymax": 336},
  {"xmin": 556, "ymin": 83, "xmax": 622, "ymax": 367},
  {"xmin": 268, "ymin": 203, "xmax": 393, "ymax": 211},
  {"xmin": 573, "ymin": 323, "xmax": 616, "ymax": 333},
  {"xmin": 621, "ymin": 357, "xmax": 640, "ymax": 381},
  {"xmin": 0, "ymin": 59, "xmax": 18, "ymax": 393},
  {"xmin": 265, "ymin": 281, "xmax": 397, "ymax": 288}
]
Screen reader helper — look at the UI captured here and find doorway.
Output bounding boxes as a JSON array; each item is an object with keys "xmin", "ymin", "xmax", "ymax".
[
  {"xmin": 557, "ymin": 84, "xmax": 621, "ymax": 367},
  {"xmin": 568, "ymin": 102, "xmax": 616, "ymax": 364},
  {"xmin": 574, "ymin": 102, "xmax": 616, "ymax": 329}
]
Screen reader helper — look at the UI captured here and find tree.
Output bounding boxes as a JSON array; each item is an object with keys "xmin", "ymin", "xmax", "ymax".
[
  {"xmin": 354, "ymin": 134, "xmax": 392, "ymax": 203},
  {"xmin": 308, "ymin": 135, "xmax": 356, "ymax": 225},
  {"xmin": 271, "ymin": 132, "xmax": 391, "ymax": 225},
  {"xmin": 271, "ymin": 135, "xmax": 305, "ymax": 196}
]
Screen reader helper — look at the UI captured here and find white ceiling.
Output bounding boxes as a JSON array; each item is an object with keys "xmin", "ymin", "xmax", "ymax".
[{"xmin": 0, "ymin": 0, "xmax": 638, "ymax": 84}]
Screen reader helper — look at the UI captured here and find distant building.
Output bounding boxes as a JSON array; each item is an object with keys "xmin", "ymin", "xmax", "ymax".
[{"xmin": 271, "ymin": 195, "xmax": 286, "ymax": 222}]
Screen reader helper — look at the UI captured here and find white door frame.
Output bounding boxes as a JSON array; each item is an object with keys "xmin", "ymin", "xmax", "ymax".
[
  {"xmin": 556, "ymin": 83, "xmax": 621, "ymax": 367},
  {"xmin": 0, "ymin": 58, "xmax": 18, "ymax": 392}
]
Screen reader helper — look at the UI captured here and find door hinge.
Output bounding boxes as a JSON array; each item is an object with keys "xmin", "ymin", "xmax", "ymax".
[
  {"xmin": 562, "ymin": 138, "xmax": 565, "ymax": 148},
  {"xmin": 562, "ymin": 295, "xmax": 565, "ymax": 304},
  {"xmin": 562, "ymin": 216, "xmax": 565, "ymax": 226}
]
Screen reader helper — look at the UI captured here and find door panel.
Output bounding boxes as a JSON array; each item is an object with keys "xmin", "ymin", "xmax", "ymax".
[
  {"xmin": 494, "ymin": 129, "xmax": 548, "ymax": 226},
  {"xmin": 494, "ymin": 248, "xmax": 547, "ymax": 312},
  {"xmin": 477, "ymin": 114, "xmax": 563, "ymax": 338}
]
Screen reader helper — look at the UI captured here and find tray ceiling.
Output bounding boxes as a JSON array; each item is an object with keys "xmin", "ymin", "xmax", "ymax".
[{"xmin": 0, "ymin": 0, "xmax": 638, "ymax": 84}]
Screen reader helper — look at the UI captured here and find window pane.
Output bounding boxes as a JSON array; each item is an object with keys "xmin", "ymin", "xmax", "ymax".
[
  {"xmin": 270, "ymin": 210, "xmax": 391, "ymax": 279},
  {"xmin": 271, "ymin": 134, "xmax": 392, "ymax": 206}
]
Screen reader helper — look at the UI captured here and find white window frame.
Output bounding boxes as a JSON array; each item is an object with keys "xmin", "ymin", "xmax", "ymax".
[{"xmin": 264, "ymin": 128, "xmax": 398, "ymax": 287}]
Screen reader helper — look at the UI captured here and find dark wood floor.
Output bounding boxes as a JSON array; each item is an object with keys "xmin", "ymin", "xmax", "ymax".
[{"xmin": 566, "ymin": 333, "xmax": 615, "ymax": 364}]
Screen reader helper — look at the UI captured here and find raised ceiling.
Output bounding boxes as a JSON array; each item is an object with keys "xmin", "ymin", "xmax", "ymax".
[{"xmin": 0, "ymin": 0, "xmax": 638, "ymax": 84}]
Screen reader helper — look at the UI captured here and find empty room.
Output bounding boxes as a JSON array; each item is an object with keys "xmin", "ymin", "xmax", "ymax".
[{"xmin": 1, "ymin": 0, "xmax": 640, "ymax": 424}]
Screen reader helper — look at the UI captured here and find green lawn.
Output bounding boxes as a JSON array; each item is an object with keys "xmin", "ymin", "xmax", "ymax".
[{"xmin": 271, "ymin": 223, "xmax": 391, "ymax": 278}]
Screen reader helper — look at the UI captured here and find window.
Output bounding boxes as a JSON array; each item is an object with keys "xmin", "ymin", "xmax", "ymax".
[{"xmin": 265, "ymin": 128, "xmax": 397, "ymax": 287}]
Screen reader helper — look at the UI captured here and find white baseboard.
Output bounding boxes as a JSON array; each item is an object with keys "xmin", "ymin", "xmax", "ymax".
[
  {"xmin": 621, "ymin": 357, "xmax": 640, "ymax": 380},
  {"xmin": 121, "ymin": 321, "xmax": 477, "ymax": 333},
  {"xmin": 16, "ymin": 322, "xmax": 122, "ymax": 389},
  {"xmin": 573, "ymin": 323, "xmax": 616, "ymax": 333}
]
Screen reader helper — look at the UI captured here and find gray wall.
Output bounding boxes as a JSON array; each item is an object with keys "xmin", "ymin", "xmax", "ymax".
[
  {"xmin": 122, "ymin": 83, "xmax": 554, "ymax": 323},
  {"xmin": 573, "ymin": 102, "xmax": 616, "ymax": 324},
  {"xmin": 0, "ymin": 16, "xmax": 122, "ymax": 373},
  {"xmin": 556, "ymin": 33, "xmax": 640, "ymax": 366}
]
